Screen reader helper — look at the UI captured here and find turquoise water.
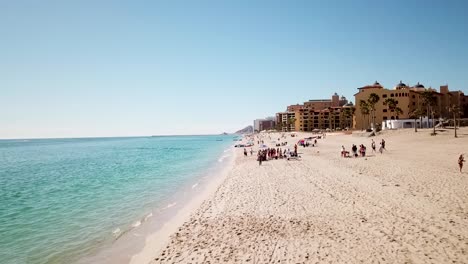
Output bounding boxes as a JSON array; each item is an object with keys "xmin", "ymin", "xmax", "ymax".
[{"xmin": 0, "ymin": 135, "xmax": 235, "ymax": 264}]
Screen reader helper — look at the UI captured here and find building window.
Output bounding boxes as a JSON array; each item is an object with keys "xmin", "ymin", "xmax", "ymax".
[
  {"xmin": 383, "ymin": 116, "xmax": 388, "ymax": 120},
  {"xmin": 391, "ymin": 116, "xmax": 395, "ymax": 120},
  {"xmin": 412, "ymin": 95, "xmax": 415, "ymax": 98},
  {"xmin": 383, "ymin": 94, "xmax": 387, "ymax": 98},
  {"xmin": 383, "ymin": 109, "xmax": 388, "ymax": 112},
  {"xmin": 390, "ymin": 93, "xmax": 394, "ymax": 97},
  {"xmin": 412, "ymin": 102, "xmax": 416, "ymax": 106}
]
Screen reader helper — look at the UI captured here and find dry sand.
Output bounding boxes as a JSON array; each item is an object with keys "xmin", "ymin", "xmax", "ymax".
[{"xmin": 146, "ymin": 128, "xmax": 468, "ymax": 263}]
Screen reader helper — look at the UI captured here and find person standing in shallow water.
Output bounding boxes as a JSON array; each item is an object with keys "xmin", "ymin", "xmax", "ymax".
[{"xmin": 458, "ymin": 154, "xmax": 465, "ymax": 172}]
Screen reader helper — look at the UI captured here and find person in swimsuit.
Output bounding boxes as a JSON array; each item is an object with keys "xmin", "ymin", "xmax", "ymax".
[{"xmin": 458, "ymin": 154, "xmax": 465, "ymax": 172}]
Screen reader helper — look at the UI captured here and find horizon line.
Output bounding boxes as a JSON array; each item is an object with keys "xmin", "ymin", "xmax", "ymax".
[{"xmin": 0, "ymin": 133, "xmax": 240, "ymax": 141}]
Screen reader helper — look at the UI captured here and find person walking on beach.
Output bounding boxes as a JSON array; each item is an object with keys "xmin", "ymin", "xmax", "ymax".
[
  {"xmin": 244, "ymin": 148, "xmax": 247, "ymax": 157},
  {"xmin": 379, "ymin": 142, "xmax": 384, "ymax": 154},
  {"xmin": 371, "ymin": 139, "xmax": 376, "ymax": 153},
  {"xmin": 458, "ymin": 154, "xmax": 465, "ymax": 172},
  {"xmin": 250, "ymin": 148, "xmax": 253, "ymax": 156},
  {"xmin": 381, "ymin": 139, "xmax": 386, "ymax": 150}
]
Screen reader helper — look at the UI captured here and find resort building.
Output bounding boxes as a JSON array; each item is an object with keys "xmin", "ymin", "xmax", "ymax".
[
  {"xmin": 277, "ymin": 93, "xmax": 354, "ymax": 132},
  {"xmin": 354, "ymin": 81, "xmax": 468, "ymax": 130},
  {"xmin": 276, "ymin": 112, "xmax": 296, "ymax": 131},
  {"xmin": 303, "ymin": 93, "xmax": 348, "ymax": 110},
  {"xmin": 293, "ymin": 105, "xmax": 354, "ymax": 132},
  {"xmin": 287, "ymin": 104, "xmax": 304, "ymax": 112}
]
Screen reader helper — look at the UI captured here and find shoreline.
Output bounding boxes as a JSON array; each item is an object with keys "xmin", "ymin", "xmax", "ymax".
[
  {"xmin": 76, "ymin": 140, "xmax": 237, "ymax": 264},
  {"xmin": 128, "ymin": 147, "xmax": 238, "ymax": 264}
]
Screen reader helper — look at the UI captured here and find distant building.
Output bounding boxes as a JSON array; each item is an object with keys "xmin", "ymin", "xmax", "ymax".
[
  {"xmin": 253, "ymin": 119, "xmax": 262, "ymax": 132},
  {"xmin": 354, "ymin": 81, "xmax": 468, "ymax": 130},
  {"xmin": 259, "ymin": 120, "xmax": 275, "ymax": 131},
  {"xmin": 253, "ymin": 118, "xmax": 276, "ymax": 132}
]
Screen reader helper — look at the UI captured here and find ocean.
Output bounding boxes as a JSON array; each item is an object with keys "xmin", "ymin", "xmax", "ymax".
[{"xmin": 0, "ymin": 135, "xmax": 236, "ymax": 264}]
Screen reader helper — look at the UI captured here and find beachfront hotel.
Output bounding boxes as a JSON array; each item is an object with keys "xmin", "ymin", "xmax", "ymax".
[
  {"xmin": 275, "ymin": 112, "xmax": 296, "ymax": 131},
  {"xmin": 354, "ymin": 81, "xmax": 468, "ymax": 130},
  {"xmin": 276, "ymin": 93, "xmax": 354, "ymax": 132}
]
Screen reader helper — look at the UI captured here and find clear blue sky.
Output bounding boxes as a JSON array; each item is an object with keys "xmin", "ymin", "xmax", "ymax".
[{"xmin": 2, "ymin": 0, "xmax": 468, "ymax": 138}]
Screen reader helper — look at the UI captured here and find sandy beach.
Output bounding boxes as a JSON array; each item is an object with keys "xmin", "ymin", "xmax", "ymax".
[{"xmin": 140, "ymin": 128, "xmax": 468, "ymax": 263}]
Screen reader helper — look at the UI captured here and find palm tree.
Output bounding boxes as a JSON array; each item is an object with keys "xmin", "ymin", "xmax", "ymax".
[
  {"xmin": 359, "ymin": 100, "xmax": 370, "ymax": 131},
  {"xmin": 395, "ymin": 107, "xmax": 403, "ymax": 128},
  {"xmin": 409, "ymin": 108, "xmax": 422, "ymax": 132},
  {"xmin": 342, "ymin": 107, "xmax": 355, "ymax": 129},
  {"xmin": 287, "ymin": 118, "xmax": 296, "ymax": 132},
  {"xmin": 430, "ymin": 109, "xmax": 439, "ymax": 135},
  {"xmin": 383, "ymin": 98, "xmax": 398, "ymax": 109},
  {"xmin": 394, "ymin": 107, "xmax": 403, "ymax": 118},
  {"xmin": 367, "ymin": 93, "xmax": 380, "ymax": 131},
  {"xmin": 276, "ymin": 122, "xmax": 283, "ymax": 132},
  {"xmin": 349, "ymin": 107, "xmax": 356, "ymax": 129},
  {"xmin": 339, "ymin": 109, "xmax": 345, "ymax": 129},
  {"xmin": 383, "ymin": 98, "xmax": 398, "ymax": 129},
  {"xmin": 421, "ymin": 91, "xmax": 436, "ymax": 129},
  {"xmin": 448, "ymin": 104, "xmax": 461, "ymax": 138}
]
